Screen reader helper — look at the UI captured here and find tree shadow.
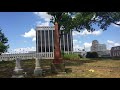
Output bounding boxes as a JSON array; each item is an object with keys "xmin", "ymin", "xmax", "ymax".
[{"xmin": 64, "ymin": 59, "xmax": 98, "ymax": 66}]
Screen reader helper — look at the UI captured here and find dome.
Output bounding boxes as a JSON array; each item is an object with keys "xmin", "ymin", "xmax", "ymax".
[{"xmin": 92, "ymin": 40, "xmax": 99, "ymax": 45}]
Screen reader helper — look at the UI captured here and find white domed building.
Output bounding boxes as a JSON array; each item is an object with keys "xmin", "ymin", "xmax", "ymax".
[{"xmin": 91, "ymin": 40, "xmax": 108, "ymax": 57}]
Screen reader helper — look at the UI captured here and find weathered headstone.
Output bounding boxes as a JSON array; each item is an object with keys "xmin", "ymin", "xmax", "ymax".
[
  {"xmin": 34, "ymin": 57, "xmax": 42, "ymax": 76},
  {"xmin": 12, "ymin": 58, "xmax": 24, "ymax": 78}
]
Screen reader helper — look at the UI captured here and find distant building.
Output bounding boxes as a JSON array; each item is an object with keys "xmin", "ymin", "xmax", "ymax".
[
  {"xmin": 111, "ymin": 46, "xmax": 120, "ymax": 57},
  {"xmin": 91, "ymin": 40, "xmax": 108, "ymax": 57},
  {"xmin": 91, "ymin": 40, "xmax": 106, "ymax": 52}
]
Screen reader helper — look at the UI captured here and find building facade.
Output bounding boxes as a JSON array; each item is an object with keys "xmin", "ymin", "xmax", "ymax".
[
  {"xmin": 91, "ymin": 40, "xmax": 107, "ymax": 52},
  {"xmin": 111, "ymin": 46, "xmax": 120, "ymax": 57},
  {"xmin": 0, "ymin": 26, "xmax": 73, "ymax": 61},
  {"xmin": 91, "ymin": 40, "xmax": 107, "ymax": 57},
  {"xmin": 36, "ymin": 26, "xmax": 73, "ymax": 54}
]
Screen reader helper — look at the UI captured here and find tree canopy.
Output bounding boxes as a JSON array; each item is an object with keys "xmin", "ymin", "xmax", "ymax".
[
  {"xmin": 0, "ymin": 29, "xmax": 9, "ymax": 54},
  {"xmin": 48, "ymin": 12, "xmax": 120, "ymax": 32}
]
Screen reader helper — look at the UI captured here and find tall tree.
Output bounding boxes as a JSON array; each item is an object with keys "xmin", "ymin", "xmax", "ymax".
[
  {"xmin": 0, "ymin": 28, "xmax": 9, "ymax": 55},
  {"xmin": 47, "ymin": 12, "xmax": 120, "ymax": 63},
  {"xmin": 48, "ymin": 12, "xmax": 120, "ymax": 32}
]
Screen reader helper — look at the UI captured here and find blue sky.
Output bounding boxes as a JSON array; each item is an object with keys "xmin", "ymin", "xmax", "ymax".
[{"xmin": 0, "ymin": 12, "xmax": 120, "ymax": 53}]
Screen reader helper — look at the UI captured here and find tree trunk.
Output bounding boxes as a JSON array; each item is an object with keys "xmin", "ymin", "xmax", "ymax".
[{"xmin": 53, "ymin": 22, "xmax": 62, "ymax": 64}]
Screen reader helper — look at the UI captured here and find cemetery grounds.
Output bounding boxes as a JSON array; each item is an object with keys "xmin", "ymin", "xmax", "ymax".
[{"xmin": 0, "ymin": 58, "xmax": 120, "ymax": 78}]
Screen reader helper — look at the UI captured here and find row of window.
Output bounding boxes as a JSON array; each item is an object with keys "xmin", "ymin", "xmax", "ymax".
[
  {"xmin": 112, "ymin": 51, "xmax": 120, "ymax": 56},
  {"xmin": 37, "ymin": 30, "xmax": 73, "ymax": 52}
]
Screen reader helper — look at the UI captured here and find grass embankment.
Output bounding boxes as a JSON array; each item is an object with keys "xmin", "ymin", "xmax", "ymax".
[{"xmin": 0, "ymin": 58, "xmax": 120, "ymax": 78}]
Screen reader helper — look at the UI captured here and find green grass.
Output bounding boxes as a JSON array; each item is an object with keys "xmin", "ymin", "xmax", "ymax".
[{"xmin": 0, "ymin": 59, "xmax": 120, "ymax": 78}]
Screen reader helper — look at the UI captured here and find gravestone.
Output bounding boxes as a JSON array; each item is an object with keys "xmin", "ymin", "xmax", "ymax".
[
  {"xmin": 12, "ymin": 58, "xmax": 24, "ymax": 78},
  {"xmin": 34, "ymin": 57, "xmax": 42, "ymax": 76}
]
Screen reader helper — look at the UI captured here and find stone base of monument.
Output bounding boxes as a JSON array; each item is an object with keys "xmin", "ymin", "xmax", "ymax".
[
  {"xmin": 65, "ymin": 68, "xmax": 72, "ymax": 73},
  {"xmin": 12, "ymin": 75, "xmax": 24, "ymax": 78},
  {"xmin": 34, "ymin": 68, "xmax": 43, "ymax": 76},
  {"xmin": 12, "ymin": 69, "xmax": 24, "ymax": 78},
  {"xmin": 14, "ymin": 69, "xmax": 23, "ymax": 74},
  {"xmin": 51, "ymin": 63, "xmax": 65, "ymax": 74}
]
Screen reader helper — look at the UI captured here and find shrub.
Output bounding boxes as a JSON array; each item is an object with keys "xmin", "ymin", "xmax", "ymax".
[
  {"xmin": 92, "ymin": 52, "xmax": 98, "ymax": 58},
  {"xmin": 86, "ymin": 52, "xmax": 98, "ymax": 58},
  {"xmin": 62, "ymin": 53, "xmax": 80, "ymax": 60},
  {"xmin": 78, "ymin": 54, "xmax": 83, "ymax": 58}
]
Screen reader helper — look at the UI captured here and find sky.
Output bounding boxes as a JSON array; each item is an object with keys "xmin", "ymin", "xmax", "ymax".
[{"xmin": 0, "ymin": 12, "xmax": 120, "ymax": 53}]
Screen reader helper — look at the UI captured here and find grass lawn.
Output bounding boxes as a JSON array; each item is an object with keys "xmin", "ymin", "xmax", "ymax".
[{"xmin": 0, "ymin": 59, "xmax": 120, "ymax": 78}]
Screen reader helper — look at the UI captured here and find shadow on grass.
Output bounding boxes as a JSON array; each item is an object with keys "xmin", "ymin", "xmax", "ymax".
[
  {"xmin": 0, "ymin": 60, "xmax": 15, "ymax": 78},
  {"xmin": 64, "ymin": 59, "xmax": 98, "ymax": 66}
]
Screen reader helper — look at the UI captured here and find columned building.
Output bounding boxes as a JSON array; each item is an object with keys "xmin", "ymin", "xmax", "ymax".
[{"xmin": 36, "ymin": 26, "xmax": 73, "ymax": 54}]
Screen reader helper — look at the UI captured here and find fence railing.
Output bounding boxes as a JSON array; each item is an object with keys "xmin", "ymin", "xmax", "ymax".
[
  {"xmin": 0, "ymin": 52, "xmax": 54, "ymax": 61},
  {"xmin": 0, "ymin": 51, "xmax": 72, "ymax": 61}
]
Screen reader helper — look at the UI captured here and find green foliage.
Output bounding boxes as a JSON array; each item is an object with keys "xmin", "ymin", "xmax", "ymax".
[
  {"xmin": 78, "ymin": 54, "xmax": 83, "ymax": 58},
  {"xmin": 61, "ymin": 50, "xmax": 65, "ymax": 56},
  {"xmin": 47, "ymin": 12, "xmax": 120, "ymax": 59},
  {"xmin": 92, "ymin": 52, "xmax": 99, "ymax": 58},
  {"xmin": 86, "ymin": 52, "xmax": 98, "ymax": 58},
  {"xmin": 0, "ymin": 42, "xmax": 8, "ymax": 53},
  {"xmin": 47, "ymin": 12, "xmax": 120, "ymax": 33},
  {"xmin": 63, "ymin": 53, "xmax": 80, "ymax": 60},
  {"xmin": 47, "ymin": 12, "xmax": 74, "ymax": 33},
  {"xmin": 0, "ymin": 29, "xmax": 9, "ymax": 54}
]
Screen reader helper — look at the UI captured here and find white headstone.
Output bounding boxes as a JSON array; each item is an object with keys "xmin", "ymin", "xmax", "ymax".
[
  {"xmin": 34, "ymin": 57, "xmax": 42, "ymax": 76},
  {"xmin": 14, "ymin": 58, "xmax": 23, "ymax": 74},
  {"xmin": 15, "ymin": 58, "xmax": 21, "ymax": 69},
  {"xmin": 35, "ymin": 57, "xmax": 41, "ymax": 69}
]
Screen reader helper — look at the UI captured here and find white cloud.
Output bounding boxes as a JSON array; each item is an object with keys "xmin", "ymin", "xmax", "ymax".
[
  {"xmin": 92, "ymin": 30, "xmax": 102, "ymax": 35},
  {"xmin": 107, "ymin": 40, "xmax": 120, "ymax": 50},
  {"xmin": 22, "ymin": 28, "xmax": 36, "ymax": 42},
  {"xmin": 111, "ymin": 23, "xmax": 120, "ymax": 27},
  {"xmin": 83, "ymin": 42, "xmax": 92, "ymax": 48},
  {"xmin": 83, "ymin": 42, "xmax": 92, "ymax": 51},
  {"xmin": 33, "ymin": 12, "xmax": 54, "ymax": 27},
  {"xmin": 73, "ymin": 39, "xmax": 81, "ymax": 45},
  {"xmin": 73, "ymin": 39, "xmax": 91, "ymax": 51},
  {"xmin": 72, "ymin": 29, "xmax": 102, "ymax": 36},
  {"xmin": 80, "ymin": 29, "xmax": 92, "ymax": 35},
  {"xmin": 10, "ymin": 47, "xmax": 36, "ymax": 53},
  {"xmin": 73, "ymin": 44, "xmax": 83, "ymax": 51},
  {"xmin": 111, "ymin": 21, "xmax": 120, "ymax": 27},
  {"xmin": 114, "ymin": 43, "xmax": 120, "ymax": 46},
  {"xmin": 23, "ymin": 41, "xmax": 27, "ymax": 43},
  {"xmin": 33, "ymin": 12, "xmax": 52, "ymax": 22},
  {"xmin": 107, "ymin": 40, "xmax": 114, "ymax": 44},
  {"xmin": 22, "ymin": 28, "xmax": 35, "ymax": 38},
  {"xmin": 36, "ymin": 21, "xmax": 49, "ymax": 26},
  {"xmin": 32, "ymin": 37, "xmax": 36, "ymax": 41},
  {"xmin": 73, "ymin": 39, "xmax": 83, "ymax": 51},
  {"xmin": 72, "ymin": 31, "xmax": 80, "ymax": 36}
]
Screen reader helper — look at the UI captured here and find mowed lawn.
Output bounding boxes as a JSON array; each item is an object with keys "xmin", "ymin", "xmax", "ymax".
[{"xmin": 0, "ymin": 59, "xmax": 120, "ymax": 78}]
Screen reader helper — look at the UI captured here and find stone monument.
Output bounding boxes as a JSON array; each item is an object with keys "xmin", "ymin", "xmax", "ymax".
[
  {"xmin": 12, "ymin": 58, "xmax": 24, "ymax": 78},
  {"xmin": 34, "ymin": 57, "xmax": 42, "ymax": 76}
]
